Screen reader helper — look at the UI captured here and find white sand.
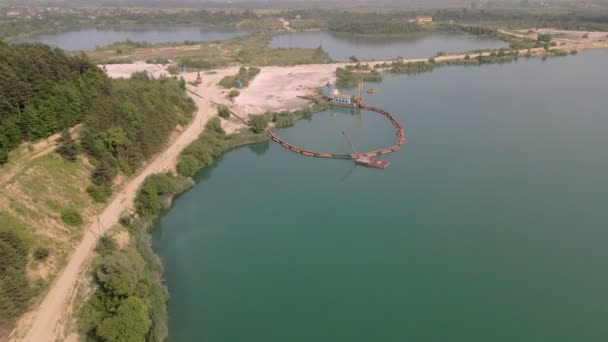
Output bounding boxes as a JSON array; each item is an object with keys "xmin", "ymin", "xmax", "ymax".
[{"xmin": 234, "ymin": 64, "xmax": 338, "ymax": 114}]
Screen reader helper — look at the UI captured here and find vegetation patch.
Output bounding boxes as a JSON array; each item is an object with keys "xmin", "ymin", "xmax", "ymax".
[
  {"xmin": 176, "ymin": 118, "xmax": 229, "ymax": 178},
  {"xmin": 228, "ymin": 90, "xmax": 241, "ymax": 99},
  {"xmin": 81, "ymin": 73, "xmax": 196, "ymax": 201},
  {"xmin": 33, "ymin": 246, "xmax": 50, "ymax": 262},
  {"xmin": 336, "ymin": 65, "xmax": 383, "ymax": 86},
  {"xmin": 217, "ymin": 105, "xmax": 231, "ymax": 119},
  {"xmin": 78, "ymin": 220, "xmax": 169, "ymax": 342},
  {"xmin": 135, "ymin": 174, "xmax": 193, "ymax": 218},
  {"xmin": 0, "ymin": 230, "xmax": 31, "ymax": 331},
  {"xmin": 249, "ymin": 115, "xmax": 270, "ymax": 134},
  {"xmin": 219, "ymin": 66, "xmax": 261, "ymax": 88},
  {"xmin": 61, "ymin": 208, "xmax": 83, "ymax": 227}
]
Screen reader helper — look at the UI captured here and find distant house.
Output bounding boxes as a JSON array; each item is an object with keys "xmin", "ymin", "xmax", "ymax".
[
  {"xmin": 415, "ymin": 16, "xmax": 433, "ymax": 24},
  {"xmin": 7, "ymin": 10, "xmax": 22, "ymax": 17}
]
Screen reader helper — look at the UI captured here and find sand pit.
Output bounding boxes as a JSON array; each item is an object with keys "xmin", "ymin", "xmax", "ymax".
[
  {"xmin": 234, "ymin": 64, "xmax": 339, "ymax": 114},
  {"xmin": 100, "ymin": 62, "xmax": 169, "ymax": 79}
]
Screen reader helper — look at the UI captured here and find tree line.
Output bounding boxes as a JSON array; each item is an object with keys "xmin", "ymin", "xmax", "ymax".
[
  {"xmin": 0, "ymin": 230, "xmax": 30, "ymax": 328},
  {"xmin": 0, "ymin": 41, "xmax": 106, "ymax": 164},
  {"xmin": 0, "ymin": 41, "xmax": 196, "ymax": 202},
  {"xmin": 81, "ymin": 72, "xmax": 195, "ymax": 202}
]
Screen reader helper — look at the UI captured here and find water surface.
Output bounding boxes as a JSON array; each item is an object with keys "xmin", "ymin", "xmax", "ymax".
[
  {"xmin": 23, "ymin": 26, "xmax": 245, "ymax": 50},
  {"xmin": 269, "ymin": 31, "xmax": 508, "ymax": 61},
  {"xmin": 153, "ymin": 50, "xmax": 608, "ymax": 342}
]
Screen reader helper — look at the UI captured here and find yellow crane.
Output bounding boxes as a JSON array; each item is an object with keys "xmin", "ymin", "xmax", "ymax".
[{"xmin": 354, "ymin": 78, "xmax": 363, "ymax": 107}]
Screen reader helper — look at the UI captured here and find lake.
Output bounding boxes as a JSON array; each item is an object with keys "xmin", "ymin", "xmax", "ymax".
[
  {"xmin": 268, "ymin": 31, "xmax": 508, "ymax": 61},
  {"xmin": 153, "ymin": 50, "xmax": 608, "ymax": 341},
  {"xmin": 22, "ymin": 26, "xmax": 245, "ymax": 51}
]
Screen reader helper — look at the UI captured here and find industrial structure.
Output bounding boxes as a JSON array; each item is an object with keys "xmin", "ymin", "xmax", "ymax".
[
  {"xmin": 267, "ymin": 86, "xmax": 404, "ymax": 169},
  {"xmin": 415, "ymin": 16, "xmax": 433, "ymax": 24},
  {"xmin": 328, "ymin": 79, "xmax": 364, "ymax": 107}
]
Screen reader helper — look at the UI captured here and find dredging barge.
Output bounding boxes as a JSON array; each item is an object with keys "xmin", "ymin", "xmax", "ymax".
[{"xmin": 267, "ymin": 81, "xmax": 405, "ymax": 169}]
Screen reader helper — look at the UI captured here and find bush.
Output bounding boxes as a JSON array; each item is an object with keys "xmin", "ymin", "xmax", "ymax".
[
  {"xmin": 349, "ymin": 55, "xmax": 359, "ymax": 62},
  {"xmin": 219, "ymin": 67, "xmax": 261, "ymax": 89},
  {"xmin": 91, "ymin": 154, "xmax": 118, "ymax": 186},
  {"xmin": 249, "ymin": 115, "xmax": 269, "ymax": 134},
  {"xmin": 135, "ymin": 173, "xmax": 192, "ymax": 217},
  {"xmin": 61, "ymin": 208, "xmax": 83, "ymax": 226},
  {"xmin": 56, "ymin": 129, "xmax": 79, "ymax": 162},
  {"xmin": 87, "ymin": 183, "xmax": 113, "ymax": 203},
  {"xmin": 176, "ymin": 154, "xmax": 199, "ymax": 177},
  {"xmin": 176, "ymin": 118, "xmax": 227, "ymax": 177},
  {"xmin": 335, "ymin": 67, "xmax": 382, "ymax": 85},
  {"xmin": 273, "ymin": 111, "xmax": 296, "ymax": 128},
  {"xmin": 217, "ymin": 105, "xmax": 231, "ymax": 119},
  {"xmin": 537, "ymin": 33, "xmax": 552, "ymax": 43},
  {"xmin": 228, "ymin": 90, "xmax": 240, "ymax": 98},
  {"xmin": 95, "ymin": 235, "xmax": 117, "ymax": 256},
  {"xmin": 0, "ymin": 230, "xmax": 31, "ymax": 320},
  {"xmin": 33, "ymin": 246, "xmax": 50, "ymax": 261}
]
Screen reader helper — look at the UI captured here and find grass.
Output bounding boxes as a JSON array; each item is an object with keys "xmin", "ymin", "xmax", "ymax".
[
  {"xmin": 0, "ymin": 148, "xmax": 105, "ymax": 338},
  {"xmin": 16, "ymin": 154, "xmax": 92, "ymax": 213},
  {"xmin": 0, "ymin": 150, "xmax": 102, "ymax": 323},
  {"xmin": 87, "ymin": 33, "xmax": 330, "ymax": 69}
]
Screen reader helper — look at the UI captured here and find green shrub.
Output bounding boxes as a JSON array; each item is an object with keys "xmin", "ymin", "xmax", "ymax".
[
  {"xmin": 249, "ymin": 115, "xmax": 269, "ymax": 134},
  {"xmin": 56, "ymin": 129, "xmax": 79, "ymax": 162},
  {"xmin": 219, "ymin": 67, "xmax": 261, "ymax": 89},
  {"xmin": 33, "ymin": 246, "xmax": 50, "ymax": 261},
  {"xmin": 95, "ymin": 235, "xmax": 117, "ymax": 256},
  {"xmin": 0, "ymin": 230, "xmax": 31, "ymax": 320},
  {"xmin": 176, "ymin": 117, "xmax": 232, "ymax": 178},
  {"xmin": 177, "ymin": 154, "xmax": 200, "ymax": 177},
  {"xmin": 217, "ymin": 105, "xmax": 231, "ymax": 119},
  {"xmin": 87, "ymin": 183, "xmax": 113, "ymax": 203},
  {"xmin": 228, "ymin": 90, "xmax": 240, "ymax": 98},
  {"xmin": 61, "ymin": 208, "xmax": 83, "ymax": 226},
  {"xmin": 336, "ymin": 67, "xmax": 382, "ymax": 85},
  {"xmin": 135, "ymin": 174, "xmax": 192, "ymax": 217},
  {"xmin": 273, "ymin": 111, "xmax": 296, "ymax": 128}
]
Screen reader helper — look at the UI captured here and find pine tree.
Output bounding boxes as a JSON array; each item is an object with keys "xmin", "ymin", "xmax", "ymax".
[{"xmin": 56, "ymin": 129, "xmax": 78, "ymax": 162}]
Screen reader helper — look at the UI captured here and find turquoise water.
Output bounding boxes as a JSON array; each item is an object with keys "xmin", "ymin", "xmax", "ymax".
[
  {"xmin": 22, "ymin": 27, "xmax": 245, "ymax": 51},
  {"xmin": 153, "ymin": 50, "xmax": 608, "ymax": 341},
  {"xmin": 268, "ymin": 31, "xmax": 508, "ymax": 61}
]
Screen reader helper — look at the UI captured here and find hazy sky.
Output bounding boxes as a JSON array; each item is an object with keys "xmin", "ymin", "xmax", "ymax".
[{"xmin": 4, "ymin": 0, "xmax": 608, "ymax": 7}]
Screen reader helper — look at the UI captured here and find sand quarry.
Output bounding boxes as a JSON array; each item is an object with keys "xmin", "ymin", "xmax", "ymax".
[
  {"xmin": 13, "ymin": 27, "xmax": 608, "ymax": 341},
  {"xmin": 103, "ymin": 62, "xmax": 340, "ymax": 117}
]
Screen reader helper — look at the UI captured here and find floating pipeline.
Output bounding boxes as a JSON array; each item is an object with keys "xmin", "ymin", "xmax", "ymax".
[{"xmin": 267, "ymin": 97, "xmax": 405, "ymax": 161}]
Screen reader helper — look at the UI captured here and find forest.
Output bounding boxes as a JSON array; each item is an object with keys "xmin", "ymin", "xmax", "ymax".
[
  {"xmin": 0, "ymin": 41, "xmax": 106, "ymax": 164},
  {"xmin": 285, "ymin": 7, "xmax": 608, "ymax": 31},
  {"xmin": 0, "ymin": 41, "xmax": 195, "ymax": 198},
  {"xmin": 0, "ymin": 41, "xmax": 195, "ymax": 335}
]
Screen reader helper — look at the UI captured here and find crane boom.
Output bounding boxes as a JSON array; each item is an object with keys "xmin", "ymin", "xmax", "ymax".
[{"xmin": 342, "ymin": 131, "xmax": 359, "ymax": 154}]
